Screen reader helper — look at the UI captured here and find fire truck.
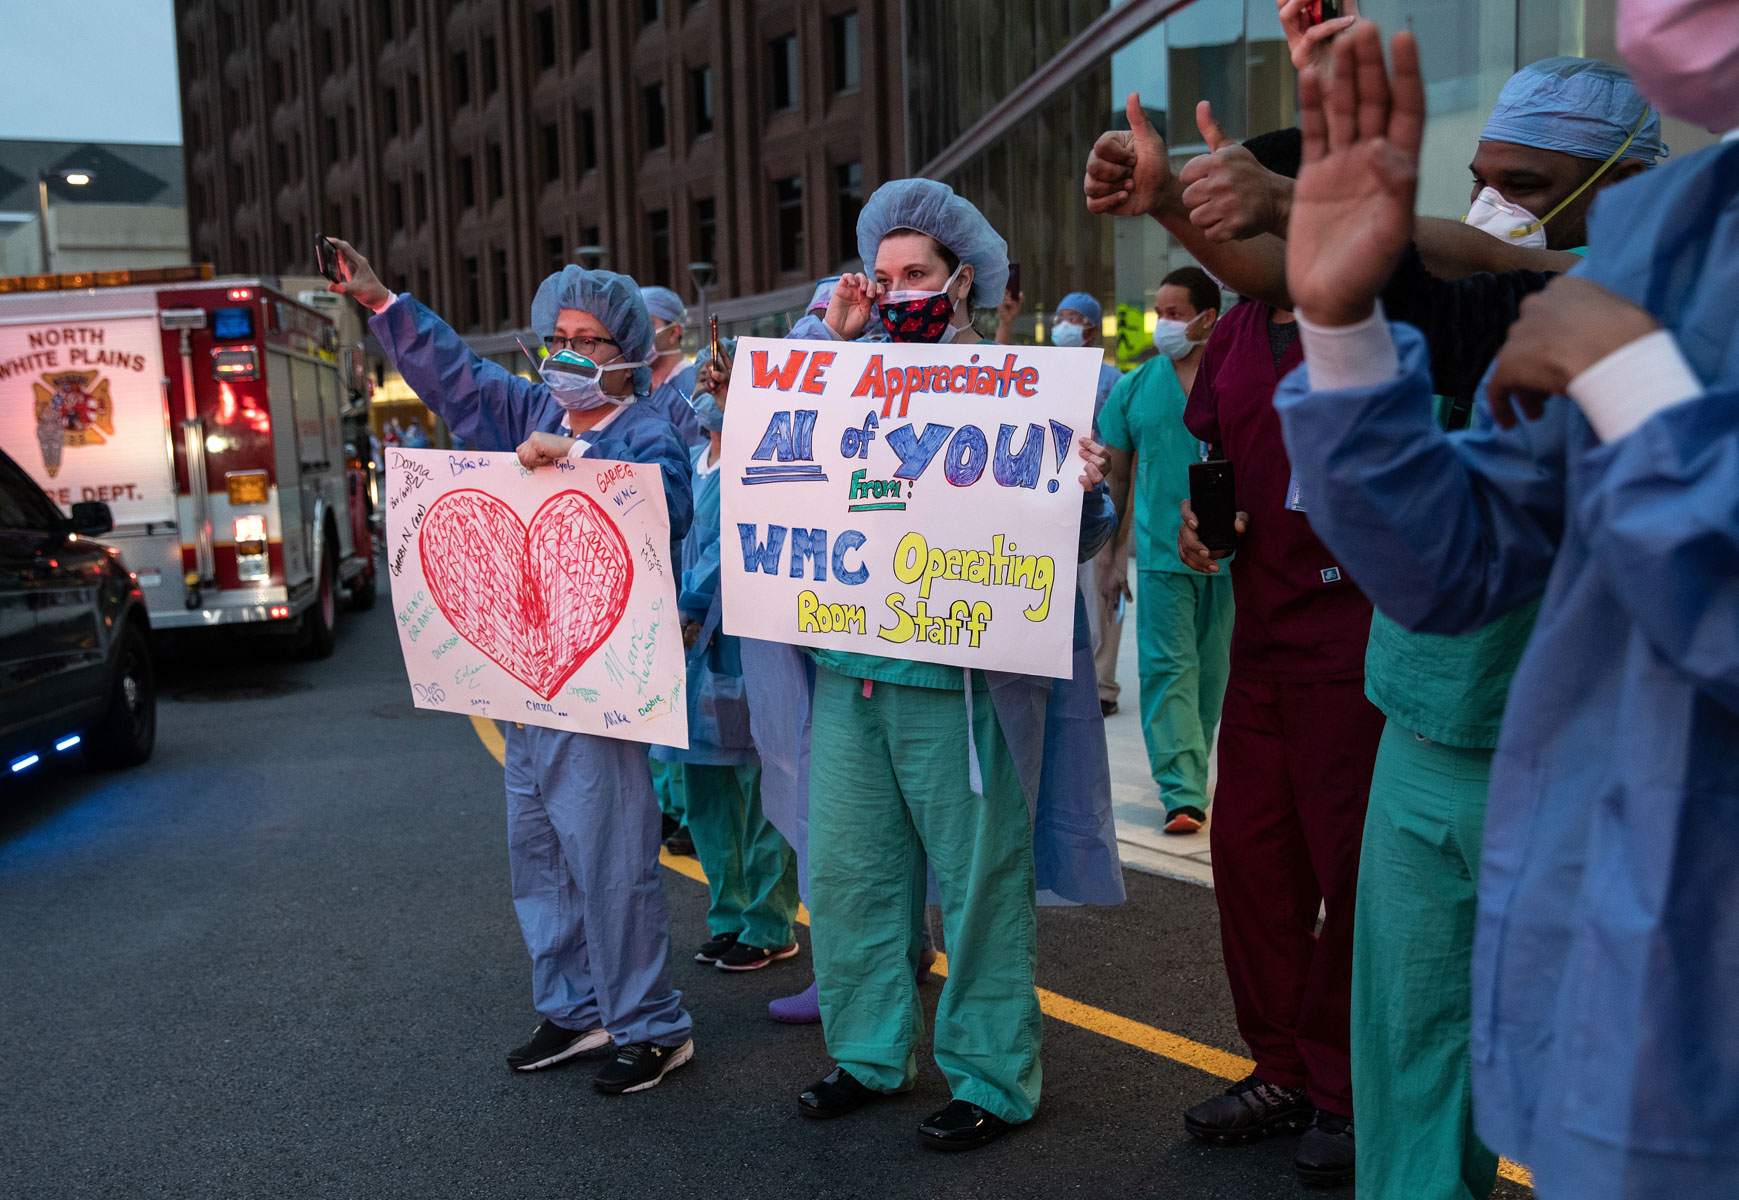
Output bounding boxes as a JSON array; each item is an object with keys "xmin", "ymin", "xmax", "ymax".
[{"xmin": 0, "ymin": 266, "xmax": 376, "ymax": 656}]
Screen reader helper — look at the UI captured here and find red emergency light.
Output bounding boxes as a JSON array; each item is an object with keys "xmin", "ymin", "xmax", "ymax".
[
  {"xmin": 269, "ymin": 605, "xmax": 291, "ymax": 619},
  {"xmin": 229, "ymin": 288, "xmax": 253, "ymax": 301}
]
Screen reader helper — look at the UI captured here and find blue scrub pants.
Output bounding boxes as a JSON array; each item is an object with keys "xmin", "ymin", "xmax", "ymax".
[{"xmin": 504, "ymin": 723, "xmax": 691, "ymax": 1048}]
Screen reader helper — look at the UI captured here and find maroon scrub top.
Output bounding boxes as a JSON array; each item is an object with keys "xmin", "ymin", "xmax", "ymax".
[{"xmin": 1183, "ymin": 300, "xmax": 1372, "ymax": 682}]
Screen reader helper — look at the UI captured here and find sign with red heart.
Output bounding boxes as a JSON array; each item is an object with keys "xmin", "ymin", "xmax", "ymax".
[{"xmin": 384, "ymin": 448, "xmax": 687, "ymax": 747}]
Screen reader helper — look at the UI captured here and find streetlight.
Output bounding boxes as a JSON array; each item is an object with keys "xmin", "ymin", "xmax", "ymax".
[
  {"xmin": 37, "ymin": 167, "xmax": 95, "ymax": 273},
  {"xmin": 575, "ymin": 243, "xmax": 606, "ymax": 270},
  {"xmin": 687, "ymin": 260, "xmax": 716, "ymax": 324}
]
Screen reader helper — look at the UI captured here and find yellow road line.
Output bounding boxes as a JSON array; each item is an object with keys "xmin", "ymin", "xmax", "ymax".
[{"xmin": 472, "ymin": 717, "xmax": 1530, "ymax": 1188}]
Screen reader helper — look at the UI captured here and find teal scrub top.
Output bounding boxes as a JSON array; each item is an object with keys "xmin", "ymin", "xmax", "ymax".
[{"xmin": 1095, "ymin": 355, "xmax": 1198, "ymax": 575}]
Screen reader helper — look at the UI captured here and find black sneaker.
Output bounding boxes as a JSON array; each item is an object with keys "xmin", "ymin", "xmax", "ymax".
[
  {"xmin": 695, "ymin": 931, "xmax": 740, "ymax": 963},
  {"xmin": 505, "ymin": 1020, "xmax": 613, "ymax": 1072},
  {"xmin": 663, "ymin": 826, "xmax": 695, "ymax": 856},
  {"xmin": 1183, "ymin": 1075, "xmax": 1312, "ymax": 1144},
  {"xmin": 1294, "ymin": 1111, "xmax": 1355, "ymax": 1188},
  {"xmin": 716, "ymin": 941, "xmax": 800, "ymax": 972},
  {"xmin": 661, "ymin": 813, "xmax": 680, "ymax": 842},
  {"xmin": 593, "ymin": 1039, "xmax": 694, "ymax": 1095}
]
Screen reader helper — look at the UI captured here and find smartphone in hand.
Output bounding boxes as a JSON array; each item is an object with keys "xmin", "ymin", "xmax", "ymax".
[
  {"xmin": 1006, "ymin": 261, "xmax": 1021, "ymax": 301},
  {"xmin": 709, "ymin": 314, "xmax": 721, "ymax": 366},
  {"xmin": 1307, "ymin": 0, "xmax": 1341, "ymax": 23},
  {"xmin": 1189, "ymin": 459, "xmax": 1239, "ymax": 552},
  {"xmin": 314, "ymin": 233, "xmax": 345, "ymax": 284}
]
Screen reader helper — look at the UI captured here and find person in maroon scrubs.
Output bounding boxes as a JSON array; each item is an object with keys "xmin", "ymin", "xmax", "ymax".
[{"xmin": 1175, "ymin": 292, "xmax": 1383, "ymax": 1189}]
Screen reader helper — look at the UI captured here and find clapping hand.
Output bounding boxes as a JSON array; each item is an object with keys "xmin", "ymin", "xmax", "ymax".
[{"xmin": 1485, "ymin": 276, "xmax": 1660, "ymax": 429}]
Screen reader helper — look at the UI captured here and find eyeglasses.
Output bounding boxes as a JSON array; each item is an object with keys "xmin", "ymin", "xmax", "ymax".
[{"xmin": 543, "ymin": 334, "xmax": 620, "ymax": 357}]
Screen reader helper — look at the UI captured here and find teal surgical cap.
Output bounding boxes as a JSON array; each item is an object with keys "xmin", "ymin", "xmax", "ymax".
[
  {"xmin": 1056, "ymin": 292, "xmax": 1103, "ymax": 326},
  {"xmin": 1480, "ymin": 57, "xmax": 1667, "ymax": 163},
  {"xmin": 857, "ymin": 179, "xmax": 1009, "ymax": 308},
  {"xmin": 532, "ymin": 267, "xmax": 655, "ymax": 396}
]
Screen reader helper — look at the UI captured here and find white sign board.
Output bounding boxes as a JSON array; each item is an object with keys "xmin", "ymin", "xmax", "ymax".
[
  {"xmin": 384, "ymin": 448, "xmax": 688, "ymax": 747},
  {"xmin": 0, "ymin": 313, "xmax": 176, "ymax": 524},
  {"xmin": 719, "ymin": 337, "xmax": 1101, "ymax": 678}
]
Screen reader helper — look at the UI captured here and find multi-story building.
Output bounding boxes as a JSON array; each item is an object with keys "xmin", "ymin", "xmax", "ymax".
[
  {"xmin": 0, "ymin": 140, "xmax": 189, "ymax": 277},
  {"xmin": 174, "ymin": 0, "xmax": 902, "ymax": 352}
]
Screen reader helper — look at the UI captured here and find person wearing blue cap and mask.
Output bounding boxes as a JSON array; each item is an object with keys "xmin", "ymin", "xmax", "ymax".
[
  {"xmin": 1274, "ymin": 14, "xmax": 1739, "ymax": 1200},
  {"xmin": 639, "ymin": 285, "xmax": 706, "ymax": 449},
  {"xmin": 323, "ymin": 239, "xmax": 697, "ymax": 1097},
  {"xmin": 651, "ymin": 334, "xmax": 803, "ymax": 974},
  {"xmin": 1049, "ymin": 292, "xmax": 1122, "ymax": 422},
  {"xmin": 783, "ymin": 179, "xmax": 1124, "ymax": 1151}
]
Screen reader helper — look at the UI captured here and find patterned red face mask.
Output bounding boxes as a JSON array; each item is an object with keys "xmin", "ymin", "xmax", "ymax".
[{"xmin": 877, "ymin": 265, "xmax": 965, "ymax": 343}]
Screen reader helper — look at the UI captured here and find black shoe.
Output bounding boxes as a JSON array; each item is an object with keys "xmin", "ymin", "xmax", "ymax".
[
  {"xmin": 661, "ymin": 813, "xmax": 680, "ymax": 842},
  {"xmin": 798, "ymin": 1066, "xmax": 882, "ymax": 1120},
  {"xmin": 1100, "ymin": 698, "xmax": 1119, "ymax": 717},
  {"xmin": 1294, "ymin": 1111, "xmax": 1355, "ymax": 1188},
  {"xmin": 918, "ymin": 1100, "xmax": 1012, "ymax": 1152},
  {"xmin": 695, "ymin": 931, "xmax": 740, "ymax": 963},
  {"xmin": 505, "ymin": 1019, "xmax": 612, "ymax": 1072},
  {"xmin": 663, "ymin": 827, "xmax": 695, "ymax": 856},
  {"xmin": 592, "ymin": 1039, "xmax": 693, "ymax": 1095},
  {"xmin": 1183, "ymin": 1075, "xmax": 1313, "ymax": 1144},
  {"xmin": 716, "ymin": 941, "xmax": 800, "ymax": 972}
]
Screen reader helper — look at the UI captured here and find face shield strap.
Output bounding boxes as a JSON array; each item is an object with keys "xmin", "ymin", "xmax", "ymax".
[{"xmin": 1508, "ymin": 107, "xmax": 1652, "ymax": 240}]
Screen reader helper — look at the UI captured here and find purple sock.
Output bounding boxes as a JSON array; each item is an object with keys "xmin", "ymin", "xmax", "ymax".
[{"xmin": 768, "ymin": 978, "xmax": 821, "ymax": 1024}]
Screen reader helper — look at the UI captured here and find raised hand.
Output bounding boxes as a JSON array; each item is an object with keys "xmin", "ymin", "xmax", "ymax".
[
  {"xmin": 1287, "ymin": 22, "xmax": 1423, "ymax": 327},
  {"xmin": 1178, "ymin": 101, "xmax": 1294, "ymax": 242},
  {"xmin": 825, "ymin": 272, "xmax": 883, "ymax": 340},
  {"xmin": 324, "ymin": 237, "xmax": 393, "ymax": 312},
  {"xmin": 517, "ymin": 431, "xmax": 577, "ymax": 470},
  {"xmin": 1084, "ymin": 93, "xmax": 1175, "ymax": 218},
  {"xmin": 1278, "ymin": 0, "xmax": 1360, "ymax": 72}
]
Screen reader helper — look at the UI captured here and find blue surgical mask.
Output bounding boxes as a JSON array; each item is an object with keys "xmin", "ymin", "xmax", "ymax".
[
  {"xmin": 540, "ymin": 349, "xmax": 637, "ymax": 412},
  {"xmin": 1153, "ymin": 317, "xmax": 1206, "ymax": 361},
  {"xmin": 692, "ymin": 390, "xmax": 724, "ymax": 432},
  {"xmin": 1050, "ymin": 321, "xmax": 1087, "ymax": 348}
]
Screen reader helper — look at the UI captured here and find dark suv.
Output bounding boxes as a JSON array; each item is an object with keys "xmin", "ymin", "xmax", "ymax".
[{"xmin": 1, "ymin": 448, "xmax": 155, "ymax": 776}]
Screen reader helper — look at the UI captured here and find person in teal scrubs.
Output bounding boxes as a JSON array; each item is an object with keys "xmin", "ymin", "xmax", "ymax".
[
  {"xmin": 784, "ymin": 179, "xmax": 1119, "ymax": 1152},
  {"xmin": 1098, "ymin": 266, "xmax": 1229, "ymax": 834},
  {"xmin": 652, "ymin": 339, "xmax": 801, "ymax": 972}
]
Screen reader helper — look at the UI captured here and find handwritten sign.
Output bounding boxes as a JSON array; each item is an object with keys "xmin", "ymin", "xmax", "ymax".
[
  {"xmin": 719, "ymin": 337, "xmax": 1100, "ymax": 678},
  {"xmin": 384, "ymin": 447, "xmax": 688, "ymax": 746}
]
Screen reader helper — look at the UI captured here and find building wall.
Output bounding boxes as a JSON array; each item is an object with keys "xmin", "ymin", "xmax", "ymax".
[
  {"xmin": 0, "ymin": 205, "xmax": 192, "ymax": 276},
  {"xmin": 174, "ymin": 0, "xmax": 905, "ymax": 340}
]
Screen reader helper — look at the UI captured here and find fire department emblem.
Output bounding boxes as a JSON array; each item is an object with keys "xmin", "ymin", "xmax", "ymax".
[{"xmin": 32, "ymin": 370, "xmax": 114, "ymax": 478}]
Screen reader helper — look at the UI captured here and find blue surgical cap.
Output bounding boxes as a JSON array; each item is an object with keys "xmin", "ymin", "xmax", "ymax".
[
  {"xmin": 532, "ymin": 267, "xmax": 655, "ymax": 396},
  {"xmin": 639, "ymin": 285, "xmax": 688, "ymax": 325},
  {"xmin": 1480, "ymin": 57, "xmax": 1666, "ymax": 163},
  {"xmin": 1056, "ymin": 292, "xmax": 1103, "ymax": 326},
  {"xmin": 808, "ymin": 275, "xmax": 843, "ymax": 314},
  {"xmin": 857, "ymin": 179, "xmax": 1009, "ymax": 309}
]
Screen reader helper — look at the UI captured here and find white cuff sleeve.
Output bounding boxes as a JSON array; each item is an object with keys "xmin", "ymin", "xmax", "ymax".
[
  {"xmin": 1568, "ymin": 329, "xmax": 1703, "ymax": 443},
  {"xmin": 1297, "ymin": 303, "xmax": 1402, "ymax": 391},
  {"xmin": 565, "ymin": 438, "xmax": 591, "ymax": 461},
  {"xmin": 822, "ymin": 320, "xmax": 846, "ymax": 341},
  {"xmin": 370, "ymin": 291, "xmax": 403, "ymax": 315}
]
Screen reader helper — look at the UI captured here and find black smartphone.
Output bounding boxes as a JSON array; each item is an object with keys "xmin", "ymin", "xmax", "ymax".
[
  {"xmin": 1005, "ymin": 261, "xmax": 1021, "ymax": 301},
  {"xmin": 1188, "ymin": 459, "xmax": 1239, "ymax": 552},
  {"xmin": 1311, "ymin": 0, "xmax": 1341, "ymax": 23},
  {"xmin": 314, "ymin": 233, "xmax": 344, "ymax": 284}
]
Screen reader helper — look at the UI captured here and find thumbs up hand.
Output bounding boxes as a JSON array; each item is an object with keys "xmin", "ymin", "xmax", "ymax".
[
  {"xmin": 1084, "ymin": 93, "xmax": 1176, "ymax": 219},
  {"xmin": 1177, "ymin": 101, "xmax": 1295, "ymax": 242}
]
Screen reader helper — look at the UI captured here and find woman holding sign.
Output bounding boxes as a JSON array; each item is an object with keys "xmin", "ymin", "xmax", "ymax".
[
  {"xmin": 326, "ymin": 242, "xmax": 699, "ymax": 1097},
  {"xmin": 785, "ymin": 180, "xmax": 1123, "ymax": 1150}
]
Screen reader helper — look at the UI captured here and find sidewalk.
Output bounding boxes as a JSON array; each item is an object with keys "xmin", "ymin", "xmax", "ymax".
[{"xmin": 1100, "ymin": 573, "xmax": 1217, "ymax": 887}]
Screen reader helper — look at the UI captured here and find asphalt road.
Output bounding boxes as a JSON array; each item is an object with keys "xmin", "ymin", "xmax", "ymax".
[{"xmin": 0, "ymin": 596, "xmax": 1532, "ymax": 1200}]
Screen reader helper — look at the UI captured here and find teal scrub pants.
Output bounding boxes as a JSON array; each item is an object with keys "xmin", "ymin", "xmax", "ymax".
[
  {"xmin": 1352, "ymin": 720, "xmax": 1499, "ymax": 1200},
  {"xmin": 1136, "ymin": 570, "xmax": 1233, "ymax": 815},
  {"xmin": 649, "ymin": 758, "xmax": 684, "ymax": 824},
  {"xmin": 670, "ymin": 762, "xmax": 799, "ymax": 951},
  {"xmin": 807, "ymin": 666, "xmax": 1042, "ymax": 1124}
]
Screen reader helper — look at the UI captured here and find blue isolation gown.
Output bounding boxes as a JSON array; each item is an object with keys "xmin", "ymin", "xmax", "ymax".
[
  {"xmin": 1272, "ymin": 140, "xmax": 1739, "ymax": 1200},
  {"xmin": 371, "ymin": 295, "xmax": 696, "ymax": 1047}
]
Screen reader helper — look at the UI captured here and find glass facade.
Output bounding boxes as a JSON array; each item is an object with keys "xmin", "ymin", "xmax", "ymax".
[{"xmin": 911, "ymin": 0, "xmax": 1602, "ymax": 356}]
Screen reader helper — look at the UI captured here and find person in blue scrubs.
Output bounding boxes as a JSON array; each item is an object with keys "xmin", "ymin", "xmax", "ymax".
[
  {"xmin": 640, "ymin": 285, "xmax": 705, "ymax": 448},
  {"xmin": 1270, "ymin": 21, "xmax": 1739, "ymax": 1200},
  {"xmin": 326, "ymin": 241, "xmax": 698, "ymax": 1096},
  {"xmin": 652, "ymin": 338, "xmax": 802, "ymax": 973}
]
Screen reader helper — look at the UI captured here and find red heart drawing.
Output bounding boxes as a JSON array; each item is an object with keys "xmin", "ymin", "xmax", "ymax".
[{"xmin": 418, "ymin": 488, "xmax": 634, "ymax": 699}]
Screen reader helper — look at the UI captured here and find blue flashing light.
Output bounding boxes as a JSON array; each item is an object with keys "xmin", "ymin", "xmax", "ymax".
[
  {"xmin": 54, "ymin": 735, "xmax": 81, "ymax": 752},
  {"xmin": 10, "ymin": 754, "xmax": 41, "ymax": 773}
]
